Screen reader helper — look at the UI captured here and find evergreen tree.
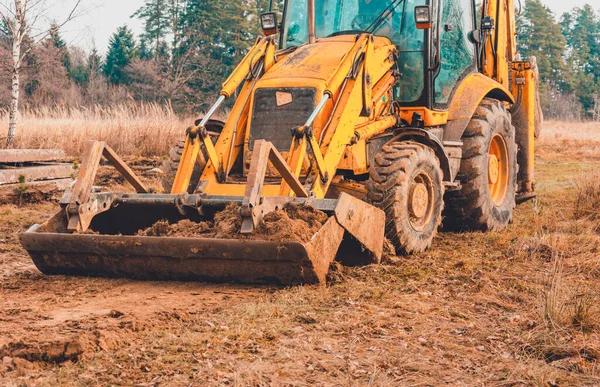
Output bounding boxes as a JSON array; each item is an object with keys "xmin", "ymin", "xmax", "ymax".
[
  {"xmin": 88, "ymin": 46, "xmax": 103, "ymax": 76},
  {"xmin": 68, "ymin": 52, "xmax": 89, "ymax": 86},
  {"xmin": 174, "ymin": 0, "xmax": 261, "ymax": 106},
  {"xmin": 72, "ymin": 46, "xmax": 104, "ymax": 87},
  {"xmin": 47, "ymin": 25, "xmax": 72, "ymax": 77},
  {"xmin": 561, "ymin": 5, "xmax": 600, "ymax": 115},
  {"xmin": 103, "ymin": 26, "xmax": 137, "ymax": 85},
  {"xmin": 132, "ymin": 0, "xmax": 171, "ymax": 60},
  {"xmin": 138, "ymin": 39, "xmax": 153, "ymax": 60},
  {"xmin": 517, "ymin": 0, "xmax": 567, "ymax": 92}
]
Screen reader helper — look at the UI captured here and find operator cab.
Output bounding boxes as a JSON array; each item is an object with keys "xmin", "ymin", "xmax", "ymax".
[{"xmin": 279, "ymin": 0, "xmax": 479, "ymax": 110}]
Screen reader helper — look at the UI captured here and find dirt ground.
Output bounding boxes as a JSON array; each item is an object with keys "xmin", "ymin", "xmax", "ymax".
[{"xmin": 2, "ymin": 136, "xmax": 600, "ymax": 386}]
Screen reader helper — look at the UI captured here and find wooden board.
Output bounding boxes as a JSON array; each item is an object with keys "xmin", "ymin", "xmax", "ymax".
[
  {"xmin": 0, "ymin": 164, "xmax": 74, "ymax": 185},
  {"xmin": 0, "ymin": 149, "xmax": 66, "ymax": 164}
]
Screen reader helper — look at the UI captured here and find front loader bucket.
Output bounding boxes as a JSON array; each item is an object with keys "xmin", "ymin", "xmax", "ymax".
[
  {"xmin": 20, "ymin": 214, "xmax": 346, "ymax": 285},
  {"xmin": 18, "ymin": 139, "xmax": 385, "ymax": 285}
]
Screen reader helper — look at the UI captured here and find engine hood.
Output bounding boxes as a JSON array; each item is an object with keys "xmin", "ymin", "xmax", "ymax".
[{"xmin": 258, "ymin": 36, "xmax": 359, "ymax": 90}]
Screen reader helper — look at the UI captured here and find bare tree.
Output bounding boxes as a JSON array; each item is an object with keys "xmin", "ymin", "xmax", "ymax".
[
  {"xmin": 593, "ymin": 94, "xmax": 600, "ymax": 122},
  {"xmin": 0, "ymin": 0, "xmax": 82, "ymax": 147}
]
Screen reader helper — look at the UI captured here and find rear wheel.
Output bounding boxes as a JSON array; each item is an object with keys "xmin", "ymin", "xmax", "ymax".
[
  {"xmin": 445, "ymin": 98, "xmax": 517, "ymax": 230},
  {"xmin": 161, "ymin": 119, "xmax": 224, "ymax": 193},
  {"xmin": 367, "ymin": 141, "xmax": 445, "ymax": 254}
]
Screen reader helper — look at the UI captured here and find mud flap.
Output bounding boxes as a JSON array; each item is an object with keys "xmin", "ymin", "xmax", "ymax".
[{"xmin": 334, "ymin": 193, "xmax": 385, "ymax": 263}]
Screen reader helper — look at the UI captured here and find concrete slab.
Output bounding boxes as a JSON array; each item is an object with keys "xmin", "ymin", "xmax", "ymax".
[
  {"xmin": 0, "ymin": 164, "xmax": 75, "ymax": 185},
  {"xmin": 0, "ymin": 149, "xmax": 66, "ymax": 164}
]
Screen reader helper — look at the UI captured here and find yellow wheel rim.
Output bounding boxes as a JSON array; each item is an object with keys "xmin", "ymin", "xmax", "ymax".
[
  {"xmin": 408, "ymin": 171, "xmax": 435, "ymax": 232},
  {"xmin": 488, "ymin": 134, "xmax": 509, "ymax": 206}
]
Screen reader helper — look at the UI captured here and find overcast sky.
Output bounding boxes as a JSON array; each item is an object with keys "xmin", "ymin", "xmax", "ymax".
[{"xmin": 52, "ymin": 0, "xmax": 598, "ymax": 54}]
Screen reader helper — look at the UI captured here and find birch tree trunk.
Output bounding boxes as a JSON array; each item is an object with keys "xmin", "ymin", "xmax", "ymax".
[
  {"xmin": 6, "ymin": 0, "xmax": 23, "ymax": 147},
  {"xmin": 1, "ymin": 0, "xmax": 81, "ymax": 147}
]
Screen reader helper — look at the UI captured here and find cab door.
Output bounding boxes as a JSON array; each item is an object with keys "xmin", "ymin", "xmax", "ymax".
[{"xmin": 433, "ymin": 0, "xmax": 477, "ymax": 106}]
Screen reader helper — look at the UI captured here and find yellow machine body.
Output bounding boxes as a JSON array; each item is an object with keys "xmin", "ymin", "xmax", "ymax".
[{"xmin": 172, "ymin": 34, "xmax": 399, "ymax": 199}]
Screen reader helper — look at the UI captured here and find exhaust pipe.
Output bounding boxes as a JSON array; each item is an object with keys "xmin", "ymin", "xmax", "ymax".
[{"xmin": 308, "ymin": 0, "xmax": 316, "ymax": 43}]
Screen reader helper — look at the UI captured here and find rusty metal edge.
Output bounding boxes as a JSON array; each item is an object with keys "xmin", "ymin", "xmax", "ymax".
[{"xmin": 19, "ymin": 231, "xmax": 326, "ymax": 284}]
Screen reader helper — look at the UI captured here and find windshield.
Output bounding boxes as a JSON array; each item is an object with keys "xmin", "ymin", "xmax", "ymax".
[
  {"xmin": 282, "ymin": 0, "xmax": 427, "ymax": 103},
  {"xmin": 283, "ymin": 0, "xmax": 412, "ymax": 47}
]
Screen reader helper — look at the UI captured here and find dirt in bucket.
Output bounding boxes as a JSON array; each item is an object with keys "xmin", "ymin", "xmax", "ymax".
[{"xmin": 137, "ymin": 203, "xmax": 328, "ymax": 243}]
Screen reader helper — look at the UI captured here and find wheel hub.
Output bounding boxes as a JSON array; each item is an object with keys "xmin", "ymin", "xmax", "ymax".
[
  {"xmin": 409, "ymin": 183, "xmax": 429, "ymax": 219},
  {"xmin": 408, "ymin": 171, "xmax": 435, "ymax": 232},
  {"xmin": 488, "ymin": 134, "xmax": 509, "ymax": 206},
  {"xmin": 488, "ymin": 154, "xmax": 499, "ymax": 184}
]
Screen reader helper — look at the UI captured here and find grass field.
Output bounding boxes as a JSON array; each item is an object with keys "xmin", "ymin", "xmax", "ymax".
[
  {"xmin": 1, "ymin": 120, "xmax": 600, "ymax": 385},
  {"xmin": 0, "ymin": 104, "xmax": 195, "ymax": 157}
]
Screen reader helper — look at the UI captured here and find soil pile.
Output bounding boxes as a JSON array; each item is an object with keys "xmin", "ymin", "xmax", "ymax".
[
  {"xmin": 256, "ymin": 204, "xmax": 328, "ymax": 242},
  {"xmin": 213, "ymin": 203, "xmax": 243, "ymax": 237},
  {"xmin": 137, "ymin": 203, "xmax": 328, "ymax": 243},
  {"xmin": 137, "ymin": 219, "xmax": 212, "ymax": 238}
]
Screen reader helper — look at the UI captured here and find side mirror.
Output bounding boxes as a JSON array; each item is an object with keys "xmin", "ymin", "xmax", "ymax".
[
  {"xmin": 414, "ymin": 6, "xmax": 432, "ymax": 29},
  {"xmin": 260, "ymin": 12, "xmax": 278, "ymax": 36},
  {"xmin": 469, "ymin": 29, "xmax": 481, "ymax": 44}
]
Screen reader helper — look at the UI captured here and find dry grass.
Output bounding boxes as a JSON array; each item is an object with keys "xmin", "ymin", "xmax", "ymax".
[
  {"xmin": 539, "ymin": 256, "xmax": 599, "ymax": 333},
  {"xmin": 538, "ymin": 121, "xmax": 600, "ymax": 163},
  {"xmin": 0, "ymin": 108, "xmax": 595, "ymax": 160},
  {"xmin": 574, "ymin": 173, "xmax": 600, "ymax": 223},
  {"xmin": 0, "ymin": 104, "xmax": 197, "ymax": 157},
  {"xmin": 540, "ymin": 121, "xmax": 600, "ymax": 144}
]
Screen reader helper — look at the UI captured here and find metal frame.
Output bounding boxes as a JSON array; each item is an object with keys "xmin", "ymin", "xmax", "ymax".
[{"xmin": 65, "ymin": 141, "xmax": 148, "ymax": 232}]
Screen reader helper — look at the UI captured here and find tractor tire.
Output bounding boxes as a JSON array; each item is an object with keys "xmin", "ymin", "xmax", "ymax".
[
  {"xmin": 161, "ymin": 140, "xmax": 205, "ymax": 194},
  {"xmin": 445, "ymin": 98, "xmax": 517, "ymax": 230},
  {"xmin": 161, "ymin": 119, "xmax": 225, "ymax": 194},
  {"xmin": 367, "ymin": 141, "xmax": 445, "ymax": 254}
]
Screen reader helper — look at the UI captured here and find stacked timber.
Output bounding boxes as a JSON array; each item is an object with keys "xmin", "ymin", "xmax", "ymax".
[{"xmin": 0, "ymin": 149, "xmax": 74, "ymax": 203}]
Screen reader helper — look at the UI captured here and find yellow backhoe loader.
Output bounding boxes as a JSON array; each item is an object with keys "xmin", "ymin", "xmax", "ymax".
[{"xmin": 20, "ymin": 0, "xmax": 540, "ymax": 284}]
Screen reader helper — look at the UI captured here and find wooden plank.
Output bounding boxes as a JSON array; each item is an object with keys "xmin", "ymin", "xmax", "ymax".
[
  {"xmin": 267, "ymin": 144, "xmax": 309, "ymax": 198},
  {"xmin": 69, "ymin": 141, "xmax": 104, "ymax": 206},
  {"xmin": 0, "ymin": 164, "xmax": 75, "ymax": 185},
  {"xmin": 102, "ymin": 145, "xmax": 147, "ymax": 193},
  {"xmin": 0, "ymin": 149, "xmax": 65, "ymax": 164},
  {"xmin": 0, "ymin": 178, "xmax": 71, "ymax": 193}
]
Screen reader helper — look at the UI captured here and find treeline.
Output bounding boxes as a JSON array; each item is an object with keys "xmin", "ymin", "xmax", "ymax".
[
  {"xmin": 0, "ymin": 0, "xmax": 598, "ymax": 120},
  {"xmin": 518, "ymin": 1, "xmax": 600, "ymax": 120},
  {"xmin": 0, "ymin": 0, "xmax": 274, "ymax": 114}
]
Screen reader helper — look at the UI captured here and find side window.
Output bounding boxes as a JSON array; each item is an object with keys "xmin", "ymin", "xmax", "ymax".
[
  {"xmin": 285, "ymin": 0, "xmax": 359, "ymax": 47},
  {"xmin": 285, "ymin": 0, "xmax": 308, "ymax": 46},
  {"xmin": 434, "ymin": 0, "xmax": 475, "ymax": 104},
  {"xmin": 396, "ymin": 0, "xmax": 426, "ymax": 103}
]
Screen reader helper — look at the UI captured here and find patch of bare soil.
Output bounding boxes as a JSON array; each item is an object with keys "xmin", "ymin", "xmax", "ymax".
[
  {"xmin": 0, "ymin": 185, "xmax": 64, "ymax": 206},
  {"xmin": 138, "ymin": 203, "xmax": 328, "ymax": 243}
]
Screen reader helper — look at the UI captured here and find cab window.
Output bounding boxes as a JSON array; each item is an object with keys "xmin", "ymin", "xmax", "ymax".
[
  {"xmin": 434, "ymin": 0, "xmax": 476, "ymax": 104},
  {"xmin": 283, "ymin": 0, "xmax": 427, "ymax": 103}
]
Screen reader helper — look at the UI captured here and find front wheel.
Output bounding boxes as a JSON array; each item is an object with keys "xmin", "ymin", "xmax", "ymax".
[{"xmin": 367, "ymin": 141, "xmax": 445, "ymax": 254}]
